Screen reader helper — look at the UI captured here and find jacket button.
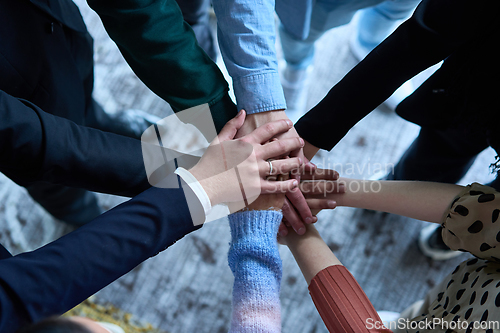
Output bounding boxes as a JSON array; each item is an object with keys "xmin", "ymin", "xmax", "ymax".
[
  {"xmin": 47, "ymin": 22, "xmax": 55, "ymax": 34},
  {"xmin": 432, "ymin": 88, "xmax": 446, "ymax": 94}
]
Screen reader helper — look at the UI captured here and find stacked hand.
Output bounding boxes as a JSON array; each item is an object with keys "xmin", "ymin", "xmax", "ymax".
[
  {"xmin": 279, "ymin": 168, "xmax": 344, "ymax": 236},
  {"xmin": 189, "ymin": 110, "xmax": 304, "ymax": 208},
  {"xmin": 234, "ymin": 110, "xmax": 342, "ymax": 232}
]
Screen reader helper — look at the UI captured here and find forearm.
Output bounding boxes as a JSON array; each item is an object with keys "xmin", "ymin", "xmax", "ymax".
[
  {"xmin": 213, "ymin": 0, "xmax": 286, "ymax": 114},
  {"xmin": 0, "ymin": 91, "xmax": 149, "ymax": 197},
  {"xmin": 284, "ymin": 225, "xmax": 391, "ymax": 333},
  {"xmin": 329, "ymin": 179, "xmax": 463, "ymax": 223},
  {"xmin": 87, "ymin": 0, "xmax": 237, "ymax": 131},
  {"xmin": 285, "ymin": 224, "xmax": 341, "ymax": 285},
  {"xmin": 303, "ymin": 141, "xmax": 319, "ymax": 161},
  {"xmin": 228, "ymin": 210, "xmax": 282, "ymax": 333},
  {"xmin": 295, "ymin": 0, "xmax": 465, "ymax": 151},
  {"xmin": 309, "ymin": 265, "xmax": 392, "ymax": 333},
  {"xmin": 0, "ymin": 183, "xmax": 198, "ymax": 332}
]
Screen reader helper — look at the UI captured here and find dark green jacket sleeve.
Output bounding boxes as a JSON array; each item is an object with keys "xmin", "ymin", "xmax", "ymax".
[{"xmin": 86, "ymin": 0, "xmax": 236, "ymax": 131}]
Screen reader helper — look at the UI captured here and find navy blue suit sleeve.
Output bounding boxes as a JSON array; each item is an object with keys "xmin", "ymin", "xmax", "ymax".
[
  {"xmin": 295, "ymin": 0, "xmax": 498, "ymax": 151},
  {"xmin": 0, "ymin": 90, "xmax": 149, "ymax": 197},
  {"xmin": 0, "ymin": 185, "xmax": 199, "ymax": 332}
]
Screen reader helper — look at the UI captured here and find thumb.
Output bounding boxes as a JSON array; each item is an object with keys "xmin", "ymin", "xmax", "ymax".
[{"xmin": 216, "ymin": 110, "xmax": 246, "ymax": 142}]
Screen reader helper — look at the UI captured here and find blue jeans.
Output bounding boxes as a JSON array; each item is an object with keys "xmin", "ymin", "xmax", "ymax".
[{"xmin": 279, "ymin": 0, "xmax": 421, "ymax": 70}]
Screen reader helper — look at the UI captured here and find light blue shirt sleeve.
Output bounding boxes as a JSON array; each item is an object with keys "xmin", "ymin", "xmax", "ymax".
[{"xmin": 213, "ymin": 0, "xmax": 287, "ymax": 114}]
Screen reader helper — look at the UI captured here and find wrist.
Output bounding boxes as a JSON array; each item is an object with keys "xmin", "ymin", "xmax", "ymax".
[
  {"xmin": 188, "ymin": 165, "xmax": 220, "ymax": 206},
  {"xmin": 303, "ymin": 140, "xmax": 319, "ymax": 160},
  {"xmin": 236, "ymin": 110, "xmax": 287, "ymax": 138},
  {"xmin": 285, "ymin": 224, "xmax": 322, "ymax": 249},
  {"xmin": 247, "ymin": 109, "xmax": 287, "ymax": 128},
  {"xmin": 229, "ymin": 210, "xmax": 283, "ymax": 240}
]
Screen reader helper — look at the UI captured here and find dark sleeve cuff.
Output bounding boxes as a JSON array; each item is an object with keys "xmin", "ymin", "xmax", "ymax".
[{"xmin": 209, "ymin": 92, "xmax": 238, "ymax": 133}]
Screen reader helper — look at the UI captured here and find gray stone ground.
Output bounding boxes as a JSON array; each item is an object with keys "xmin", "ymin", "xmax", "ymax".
[{"xmin": 0, "ymin": 2, "xmax": 498, "ymax": 332}]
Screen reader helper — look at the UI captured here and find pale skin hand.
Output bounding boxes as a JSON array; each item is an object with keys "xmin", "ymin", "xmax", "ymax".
[
  {"xmin": 189, "ymin": 110, "xmax": 303, "ymax": 207},
  {"xmin": 235, "ymin": 110, "xmax": 322, "ymax": 234}
]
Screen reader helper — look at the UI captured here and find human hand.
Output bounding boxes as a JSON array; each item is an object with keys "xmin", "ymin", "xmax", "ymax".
[
  {"xmin": 282, "ymin": 139, "xmax": 322, "ymax": 231},
  {"xmin": 279, "ymin": 169, "xmax": 345, "ymax": 237},
  {"xmin": 236, "ymin": 110, "xmax": 319, "ymax": 224},
  {"xmin": 189, "ymin": 110, "xmax": 304, "ymax": 207},
  {"xmin": 235, "ymin": 110, "xmax": 312, "ymax": 166}
]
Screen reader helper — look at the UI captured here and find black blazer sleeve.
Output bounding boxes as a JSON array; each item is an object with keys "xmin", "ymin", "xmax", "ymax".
[
  {"xmin": 0, "ymin": 90, "xmax": 150, "ymax": 197},
  {"xmin": 295, "ymin": 0, "xmax": 497, "ymax": 151},
  {"xmin": 0, "ymin": 183, "xmax": 199, "ymax": 332}
]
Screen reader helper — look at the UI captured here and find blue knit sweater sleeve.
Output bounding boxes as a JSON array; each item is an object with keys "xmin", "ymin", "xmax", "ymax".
[{"xmin": 228, "ymin": 210, "xmax": 283, "ymax": 333}]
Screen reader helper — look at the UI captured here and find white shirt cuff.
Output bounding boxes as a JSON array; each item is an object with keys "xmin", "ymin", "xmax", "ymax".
[{"xmin": 174, "ymin": 167, "xmax": 212, "ymax": 216}]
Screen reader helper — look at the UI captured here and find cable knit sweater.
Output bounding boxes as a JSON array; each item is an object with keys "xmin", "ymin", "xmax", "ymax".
[{"xmin": 228, "ymin": 210, "xmax": 283, "ymax": 333}]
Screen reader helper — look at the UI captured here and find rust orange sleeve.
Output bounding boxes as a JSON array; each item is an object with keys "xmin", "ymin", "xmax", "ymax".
[{"xmin": 308, "ymin": 265, "xmax": 393, "ymax": 333}]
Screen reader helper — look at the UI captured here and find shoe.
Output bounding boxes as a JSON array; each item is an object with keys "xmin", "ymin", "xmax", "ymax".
[
  {"xmin": 349, "ymin": 36, "xmax": 414, "ymax": 111},
  {"xmin": 377, "ymin": 311, "xmax": 400, "ymax": 329},
  {"xmin": 279, "ymin": 60, "xmax": 313, "ymax": 123},
  {"xmin": 100, "ymin": 109, "xmax": 161, "ymax": 140},
  {"xmin": 97, "ymin": 322, "xmax": 125, "ymax": 333},
  {"xmin": 418, "ymin": 224, "xmax": 462, "ymax": 260}
]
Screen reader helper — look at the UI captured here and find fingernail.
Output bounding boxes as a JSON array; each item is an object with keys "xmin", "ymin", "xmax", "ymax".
[
  {"xmin": 328, "ymin": 200, "xmax": 336, "ymax": 208},
  {"xmin": 305, "ymin": 217, "xmax": 313, "ymax": 224},
  {"xmin": 313, "ymin": 216, "xmax": 318, "ymax": 223},
  {"xmin": 297, "ymin": 227, "xmax": 305, "ymax": 235},
  {"xmin": 299, "ymin": 138, "xmax": 304, "ymax": 146},
  {"xmin": 298, "ymin": 157, "xmax": 303, "ymax": 165},
  {"xmin": 293, "ymin": 180, "xmax": 298, "ymax": 188},
  {"xmin": 237, "ymin": 110, "xmax": 244, "ymax": 117}
]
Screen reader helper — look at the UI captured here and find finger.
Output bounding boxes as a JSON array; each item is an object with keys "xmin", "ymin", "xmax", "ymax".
[
  {"xmin": 287, "ymin": 132, "xmax": 305, "ymax": 165},
  {"xmin": 300, "ymin": 168, "xmax": 340, "ymax": 181},
  {"xmin": 286, "ymin": 187, "xmax": 316, "ymax": 224},
  {"xmin": 288, "ymin": 147, "xmax": 305, "ymax": 181},
  {"xmin": 278, "ymin": 221, "xmax": 289, "ymax": 237},
  {"xmin": 260, "ymin": 138, "xmax": 304, "ymax": 160},
  {"xmin": 299, "ymin": 180, "xmax": 346, "ymax": 195},
  {"xmin": 244, "ymin": 119, "xmax": 293, "ymax": 144},
  {"xmin": 262, "ymin": 157, "xmax": 303, "ymax": 176},
  {"xmin": 217, "ymin": 110, "xmax": 246, "ymax": 142},
  {"xmin": 311, "ymin": 209, "xmax": 322, "ymax": 217},
  {"xmin": 282, "ymin": 198, "xmax": 306, "ymax": 235},
  {"xmin": 303, "ymin": 159, "xmax": 317, "ymax": 172},
  {"xmin": 305, "ymin": 198, "xmax": 337, "ymax": 210},
  {"xmin": 261, "ymin": 179, "xmax": 298, "ymax": 193}
]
